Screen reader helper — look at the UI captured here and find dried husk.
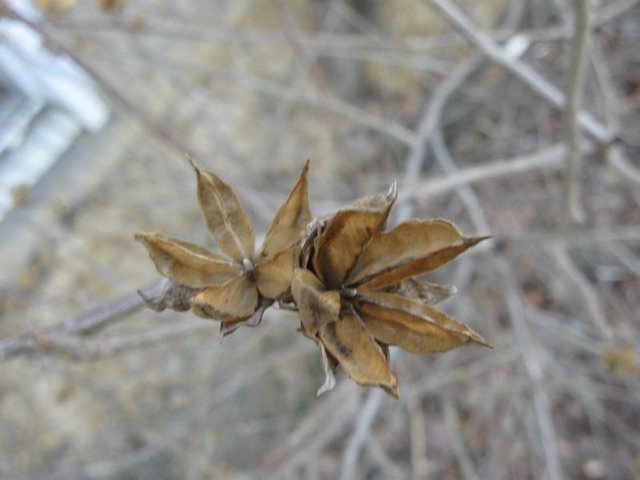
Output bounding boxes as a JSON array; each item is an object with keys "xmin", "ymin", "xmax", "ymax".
[
  {"xmin": 254, "ymin": 248, "xmax": 295, "ymax": 299},
  {"xmin": 355, "ymin": 290, "xmax": 490, "ymax": 353},
  {"xmin": 291, "ymin": 268, "xmax": 340, "ymax": 336},
  {"xmin": 191, "ymin": 273, "xmax": 258, "ymax": 322},
  {"xmin": 136, "ymin": 160, "xmax": 491, "ymax": 400},
  {"xmin": 258, "ymin": 159, "xmax": 311, "ymax": 261},
  {"xmin": 347, "ymin": 220, "xmax": 488, "ymax": 290},
  {"xmin": 135, "ymin": 233, "xmax": 241, "ymax": 288},
  {"xmin": 312, "ymin": 186, "xmax": 396, "ymax": 289},
  {"xmin": 192, "ymin": 161, "xmax": 255, "ymax": 264},
  {"xmin": 318, "ymin": 311, "xmax": 399, "ymax": 398}
]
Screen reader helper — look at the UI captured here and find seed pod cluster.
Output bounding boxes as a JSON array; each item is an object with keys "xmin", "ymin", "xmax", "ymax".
[{"xmin": 136, "ymin": 160, "xmax": 490, "ymax": 398}]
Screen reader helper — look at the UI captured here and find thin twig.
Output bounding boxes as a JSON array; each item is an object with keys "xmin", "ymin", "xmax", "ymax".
[
  {"xmin": 425, "ymin": 0, "xmax": 613, "ymax": 145},
  {"xmin": 442, "ymin": 395, "xmax": 479, "ymax": 480},
  {"xmin": 550, "ymin": 243, "xmax": 613, "ymax": 341},
  {"xmin": 563, "ymin": 0, "xmax": 590, "ymax": 224},
  {"xmin": 264, "ymin": 382, "xmax": 360, "ymax": 479},
  {"xmin": 494, "ymin": 257, "xmax": 564, "ymax": 480},
  {"xmin": 396, "ymin": 55, "xmax": 483, "ymax": 220},
  {"xmin": 608, "ymin": 145, "xmax": 640, "ymax": 186},
  {"xmin": 0, "ymin": 280, "xmax": 165, "ymax": 361},
  {"xmin": 29, "ymin": 321, "xmax": 215, "ymax": 362},
  {"xmin": 365, "ymin": 436, "xmax": 408, "ymax": 479},
  {"xmin": 495, "ymin": 225, "xmax": 640, "ymax": 246},
  {"xmin": 405, "ymin": 144, "xmax": 569, "ymax": 201},
  {"xmin": 339, "ymin": 389, "xmax": 385, "ymax": 480},
  {"xmin": 408, "ymin": 395, "xmax": 430, "ymax": 480}
]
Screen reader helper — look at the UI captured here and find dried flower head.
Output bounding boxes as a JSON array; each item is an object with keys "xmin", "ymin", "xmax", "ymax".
[
  {"xmin": 291, "ymin": 184, "xmax": 490, "ymax": 398},
  {"xmin": 135, "ymin": 160, "xmax": 490, "ymax": 399},
  {"xmin": 135, "ymin": 159, "xmax": 311, "ymax": 336}
]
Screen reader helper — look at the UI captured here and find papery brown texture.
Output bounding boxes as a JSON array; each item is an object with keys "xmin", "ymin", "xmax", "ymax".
[
  {"xmin": 318, "ymin": 311, "xmax": 399, "ymax": 398},
  {"xmin": 136, "ymin": 160, "xmax": 311, "ymax": 328},
  {"xmin": 355, "ymin": 291, "xmax": 489, "ymax": 353},
  {"xmin": 312, "ymin": 186, "xmax": 396, "ymax": 289},
  {"xmin": 291, "ymin": 268, "xmax": 340, "ymax": 336},
  {"xmin": 133, "ymin": 234, "xmax": 240, "ymax": 288},
  {"xmin": 136, "ymin": 160, "xmax": 490, "ymax": 400},
  {"xmin": 292, "ymin": 185, "xmax": 490, "ymax": 398}
]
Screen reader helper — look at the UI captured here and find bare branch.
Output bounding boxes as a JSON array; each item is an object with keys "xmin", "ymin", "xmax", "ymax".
[
  {"xmin": 30, "ymin": 321, "xmax": 215, "ymax": 362},
  {"xmin": 0, "ymin": 280, "xmax": 165, "ymax": 361},
  {"xmin": 405, "ymin": 144, "xmax": 568, "ymax": 201},
  {"xmin": 407, "ymin": 395, "xmax": 430, "ymax": 480},
  {"xmin": 339, "ymin": 389, "xmax": 385, "ymax": 480},
  {"xmin": 550, "ymin": 243, "xmax": 613, "ymax": 341},
  {"xmin": 443, "ymin": 396, "xmax": 479, "ymax": 480},
  {"xmin": 396, "ymin": 55, "xmax": 483, "ymax": 220},
  {"xmin": 425, "ymin": 0, "xmax": 613, "ymax": 145},
  {"xmin": 494, "ymin": 258, "xmax": 564, "ymax": 480},
  {"xmin": 563, "ymin": 0, "xmax": 591, "ymax": 224}
]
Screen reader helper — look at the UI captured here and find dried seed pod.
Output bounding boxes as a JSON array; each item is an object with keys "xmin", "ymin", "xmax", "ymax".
[
  {"xmin": 136, "ymin": 160, "xmax": 491, "ymax": 400},
  {"xmin": 134, "ymin": 233, "xmax": 240, "ymax": 288},
  {"xmin": 137, "ymin": 160, "xmax": 312, "ymax": 330},
  {"xmin": 318, "ymin": 311, "xmax": 398, "ymax": 398},
  {"xmin": 298, "ymin": 187, "xmax": 489, "ymax": 398}
]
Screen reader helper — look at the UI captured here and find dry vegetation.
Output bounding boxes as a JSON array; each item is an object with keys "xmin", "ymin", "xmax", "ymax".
[{"xmin": 0, "ymin": 0, "xmax": 639, "ymax": 479}]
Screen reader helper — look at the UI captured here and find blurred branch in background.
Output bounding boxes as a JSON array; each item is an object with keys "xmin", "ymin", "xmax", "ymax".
[
  {"xmin": 562, "ymin": 0, "xmax": 590, "ymax": 224},
  {"xmin": 0, "ymin": 0, "xmax": 638, "ymax": 479}
]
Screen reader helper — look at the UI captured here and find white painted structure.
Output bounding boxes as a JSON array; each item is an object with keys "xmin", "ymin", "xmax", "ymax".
[{"xmin": 0, "ymin": 0, "xmax": 109, "ymax": 221}]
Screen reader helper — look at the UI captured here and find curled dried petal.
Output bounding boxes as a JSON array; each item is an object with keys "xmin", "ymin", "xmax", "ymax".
[
  {"xmin": 192, "ymin": 160, "xmax": 255, "ymax": 264},
  {"xmin": 218, "ymin": 297, "xmax": 273, "ymax": 339},
  {"xmin": 318, "ymin": 311, "xmax": 399, "ymax": 398},
  {"xmin": 290, "ymin": 268, "xmax": 340, "ymax": 336},
  {"xmin": 355, "ymin": 291, "xmax": 490, "ymax": 353},
  {"xmin": 254, "ymin": 248, "xmax": 295, "ymax": 299},
  {"xmin": 191, "ymin": 272, "xmax": 258, "ymax": 322},
  {"xmin": 259, "ymin": 160, "xmax": 312, "ymax": 262},
  {"xmin": 135, "ymin": 233, "xmax": 241, "ymax": 288},
  {"xmin": 312, "ymin": 186, "xmax": 396, "ymax": 289},
  {"xmin": 316, "ymin": 339, "xmax": 338, "ymax": 396},
  {"xmin": 348, "ymin": 220, "xmax": 488, "ymax": 290}
]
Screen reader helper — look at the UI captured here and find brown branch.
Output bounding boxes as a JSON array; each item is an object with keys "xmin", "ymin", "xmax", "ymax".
[
  {"xmin": 0, "ymin": 280, "xmax": 165, "ymax": 361},
  {"xmin": 30, "ymin": 321, "xmax": 214, "ymax": 362}
]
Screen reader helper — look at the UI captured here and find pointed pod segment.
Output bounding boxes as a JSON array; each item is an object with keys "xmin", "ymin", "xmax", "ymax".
[
  {"xmin": 347, "ymin": 219, "xmax": 489, "ymax": 290},
  {"xmin": 134, "ymin": 233, "xmax": 242, "ymax": 288},
  {"xmin": 312, "ymin": 190, "xmax": 396, "ymax": 289},
  {"xmin": 291, "ymin": 268, "xmax": 340, "ymax": 336},
  {"xmin": 191, "ymin": 160, "xmax": 255, "ymax": 264},
  {"xmin": 254, "ymin": 248, "xmax": 295, "ymax": 299},
  {"xmin": 259, "ymin": 159, "xmax": 312, "ymax": 262},
  {"xmin": 318, "ymin": 311, "xmax": 399, "ymax": 399},
  {"xmin": 355, "ymin": 291, "xmax": 491, "ymax": 353},
  {"xmin": 191, "ymin": 272, "xmax": 258, "ymax": 322}
]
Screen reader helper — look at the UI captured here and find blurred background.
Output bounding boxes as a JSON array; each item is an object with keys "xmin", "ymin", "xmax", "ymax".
[{"xmin": 0, "ymin": 0, "xmax": 638, "ymax": 478}]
